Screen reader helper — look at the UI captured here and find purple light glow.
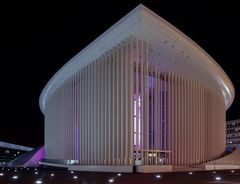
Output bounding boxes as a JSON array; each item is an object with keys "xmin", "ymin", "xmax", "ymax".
[
  {"xmin": 134, "ymin": 96, "xmax": 141, "ymax": 149},
  {"xmin": 23, "ymin": 146, "xmax": 45, "ymax": 167}
]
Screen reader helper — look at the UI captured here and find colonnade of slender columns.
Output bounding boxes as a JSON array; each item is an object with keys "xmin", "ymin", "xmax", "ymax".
[
  {"xmin": 45, "ymin": 36, "xmax": 136, "ymax": 165},
  {"xmin": 44, "ymin": 36, "xmax": 226, "ymax": 167},
  {"xmin": 167, "ymin": 73, "xmax": 225, "ymax": 165}
]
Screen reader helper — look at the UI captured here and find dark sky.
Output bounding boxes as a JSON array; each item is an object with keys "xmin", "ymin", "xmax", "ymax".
[{"xmin": 1, "ymin": 1, "xmax": 239, "ymax": 148}]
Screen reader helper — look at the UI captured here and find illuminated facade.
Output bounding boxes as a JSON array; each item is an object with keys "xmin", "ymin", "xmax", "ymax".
[
  {"xmin": 226, "ymin": 119, "xmax": 240, "ymax": 146},
  {"xmin": 39, "ymin": 5, "xmax": 234, "ymax": 172}
]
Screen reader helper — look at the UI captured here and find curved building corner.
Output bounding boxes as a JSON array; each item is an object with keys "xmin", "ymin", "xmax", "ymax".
[{"xmin": 39, "ymin": 4, "xmax": 235, "ymax": 172}]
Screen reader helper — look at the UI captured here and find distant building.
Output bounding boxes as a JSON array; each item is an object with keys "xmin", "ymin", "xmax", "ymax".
[
  {"xmin": 39, "ymin": 4, "xmax": 235, "ymax": 172},
  {"xmin": 0, "ymin": 141, "xmax": 33, "ymax": 166},
  {"xmin": 226, "ymin": 119, "xmax": 240, "ymax": 146}
]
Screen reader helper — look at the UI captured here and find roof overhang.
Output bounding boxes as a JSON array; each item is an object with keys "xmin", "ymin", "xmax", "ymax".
[{"xmin": 39, "ymin": 4, "xmax": 235, "ymax": 113}]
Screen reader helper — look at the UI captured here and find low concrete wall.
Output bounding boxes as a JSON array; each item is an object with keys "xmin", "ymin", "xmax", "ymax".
[
  {"xmin": 68, "ymin": 165, "xmax": 133, "ymax": 173},
  {"xmin": 205, "ymin": 165, "xmax": 240, "ymax": 170},
  {"xmin": 136, "ymin": 165, "xmax": 172, "ymax": 173},
  {"xmin": 203, "ymin": 148, "xmax": 240, "ymax": 170},
  {"xmin": 41, "ymin": 161, "xmax": 174, "ymax": 173},
  {"xmin": 39, "ymin": 161, "xmax": 68, "ymax": 168},
  {"xmin": 41, "ymin": 162, "xmax": 133, "ymax": 172}
]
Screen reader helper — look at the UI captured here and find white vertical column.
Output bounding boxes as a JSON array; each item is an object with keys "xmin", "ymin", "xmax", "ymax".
[
  {"xmin": 86, "ymin": 66, "xmax": 90, "ymax": 164},
  {"xmin": 130, "ymin": 36, "xmax": 134, "ymax": 165},
  {"xmin": 176, "ymin": 74, "xmax": 179, "ymax": 165},
  {"xmin": 151, "ymin": 68, "xmax": 154, "ymax": 152},
  {"xmin": 124, "ymin": 40, "xmax": 129, "ymax": 165},
  {"xmin": 104, "ymin": 54, "xmax": 108, "ymax": 164},
  {"xmin": 76, "ymin": 72, "xmax": 79, "ymax": 161},
  {"xmin": 74, "ymin": 74, "xmax": 77, "ymax": 160},
  {"xmin": 156, "ymin": 70, "xmax": 159, "ymax": 151},
  {"xmin": 66, "ymin": 79, "xmax": 69, "ymax": 159},
  {"xmin": 197, "ymin": 83, "xmax": 200, "ymax": 164},
  {"xmin": 201, "ymin": 84, "xmax": 204, "ymax": 163},
  {"xmin": 93, "ymin": 61, "xmax": 96, "ymax": 165},
  {"xmin": 200, "ymin": 84, "xmax": 203, "ymax": 163},
  {"xmin": 183, "ymin": 77, "xmax": 187, "ymax": 165},
  {"xmin": 99, "ymin": 57, "xmax": 102, "ymax": 164},
  {"xmin": 84, "ymin": 67, "xmax": 87, "ymax": 164},
  {"xmin": 140, "ymin": 40, "xmax": 144, "ymax": 164},
  {"xmin": 94, "ymin": 62, "xmax": 98, "ymax": 164},
  {"xmin": 112, "ymin": 49, "xmax": 116, "ymax": 165},
  {"xmin": 120, "ymin": 44, "xmax": 124, "ymax": 165},
  {"xmin": 71, "ymin": 76, "xmax": 74, "ymax": 160},
  {"xmin": 68, "ymin": 79, "xmax": 70, "ymax": 159},
  {"xmin": 79, "ymin": 70, "xmax": 83, "ymax": 164},
  {"xmin": 82, "ymin": 69, "xmax": 85, "ymax": 164},
  {"xmin": 146, "ymin": 42, "xmax": 149, "ymax": 165},
  {"xmin": 115, "ymin": 48, "xmax": 119, "ymax": 165},
  {"xmin": 108, "ymin": 53, "xmax": 112, "ymax": 165},
  {"xmin": 187, "ymin": 79, "xmax": 190, "ymax": 164},
  {"xmin": 170, "ymin": 73, "xmax": 174, "ymax": 164},
  {"xmin": 145, "ymin": 43, "xmax": 148, "ymax": 164},
  {"xmin": 174, "ymin": 74, "xmax": 177, "ymax": 165},
  {"xmin": 89, "ymin": 64, "xmax": 92, "ymax": 164},
  {"xmin": 102, "ymin": 55, "xmax": 106, "ymax": 164},
  {"xmin": 195, "ymin": 82, "xmax": 198, "ymax": 164},
  {"xmin": 154, "ymin": 69, "xmax": 157, "ymax": 153},
  {"xmin": 160, "ymin": 74, "xmax": 162, "ymax": 152},
  {"xmin": 127, "ymin": 38, "xmax": 131, "ymax": 165},
  {"xmin": 194, "ymin": 82, "xmax": 197, "ymax": 164},
  {"xmin": 136, "ymin": 38, "xmax": 139, "ymax": 162},
  {"xmin": 168, "ymin": 73, "xmax": 171, "ymax": 164},
  {"xmin": 96, "ymin": 59, "xmax": 100, "ymax": 165},
  {"xmin": 180, "ymin": 76, "xmax": 184, "ymax": 165},
  {"xmin": 164, "ymin": 73, "xmax": 167, "ymax": 152}
]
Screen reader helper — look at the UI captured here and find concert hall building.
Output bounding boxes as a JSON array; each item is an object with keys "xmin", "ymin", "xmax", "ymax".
[{"xmin": 39, "ymin": 4, "xmax": 235, "ymax": 172}]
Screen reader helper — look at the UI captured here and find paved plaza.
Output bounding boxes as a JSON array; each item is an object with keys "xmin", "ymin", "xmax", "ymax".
[{"xmin": 0, "ymin": 167, "xmax": 240, "ymax": 184}]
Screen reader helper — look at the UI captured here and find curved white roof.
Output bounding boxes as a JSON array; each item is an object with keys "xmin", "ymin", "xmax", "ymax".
[{"xmin": 39, "ymin": 4, "xmax": 234, "ymax": 113}]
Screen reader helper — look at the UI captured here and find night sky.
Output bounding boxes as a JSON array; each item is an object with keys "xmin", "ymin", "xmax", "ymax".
[{"xmin": 1, "ymin": 1, "xmax": 239, "ymax": 148}]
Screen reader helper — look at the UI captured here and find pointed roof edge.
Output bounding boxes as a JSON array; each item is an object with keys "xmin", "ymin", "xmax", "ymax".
[{"xmin": 39, "ymin": 4, "xmax": 234, "ymax": 113}]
